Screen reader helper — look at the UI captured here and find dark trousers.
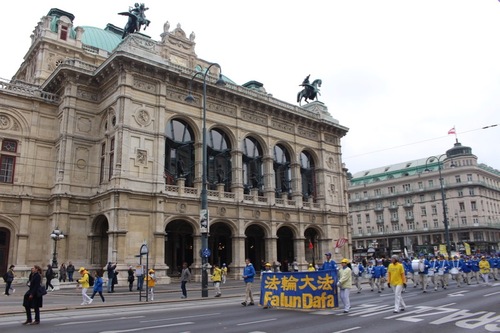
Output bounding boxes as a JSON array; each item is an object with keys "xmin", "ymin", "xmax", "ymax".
[
  {"xmin": 90, "ymin": 290, "xmax": 105, "ymax": 302},
  {"xmin": 68, "ymin": 272, "xmax": 74, "ymax": 282},
  {"xmin": 25, "ymin": 306, "xmax": 40, "ymax": 322},
  {"xmin": 45, "ymin": 278, "xmax": 54, "ymax": 290},
  {"xmin": 181, "ymin": 281, "xmax": 187, "ymax": 296},
  {"xmin": 4, "ymin": 281, "xmax": 12, "ymax": 295}
]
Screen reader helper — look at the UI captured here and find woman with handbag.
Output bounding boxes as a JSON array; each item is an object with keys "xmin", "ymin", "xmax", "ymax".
[{"xmin": 22, "ymin": 265, "xmax": 44, "ymax": 325}]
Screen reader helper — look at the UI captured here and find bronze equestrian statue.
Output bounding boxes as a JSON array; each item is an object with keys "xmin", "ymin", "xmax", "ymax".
[
  {"xmin": 119, "ymin": 3, "xmax": 151, "ymax": 39},
  {"xmin": 297, "ymin": 75, "xmax": 322, "ymax": 106}
]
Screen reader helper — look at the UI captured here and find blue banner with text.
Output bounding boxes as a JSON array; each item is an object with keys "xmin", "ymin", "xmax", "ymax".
[{"xmin": 259, "ymin": 270, "xmax": 338, "ymax": 309}]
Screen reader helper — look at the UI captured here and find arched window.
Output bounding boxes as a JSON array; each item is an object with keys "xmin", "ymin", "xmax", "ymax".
[
  {"xmin": 273, "ymin": 144, "xmax": 291, "ymax": 198},
  {"xmin": 165, "ymin": 119, "xmax": 195, "ymax": 187},
  {"xmin": 242, "ymin": 136, "xmax": 263, "ymax": 194},
  {"xmin": 300, "ymin": 151, "xmax": 316, "ymax": 200},
  {"xmin": 208, "ymin": 128, "xmax": 232, "ymax": 191}
]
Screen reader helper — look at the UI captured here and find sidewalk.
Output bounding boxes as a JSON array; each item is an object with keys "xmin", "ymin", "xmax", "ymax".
[{"xmin": 0, "ymin": 278, "xmax": 249, "ymax": 316}]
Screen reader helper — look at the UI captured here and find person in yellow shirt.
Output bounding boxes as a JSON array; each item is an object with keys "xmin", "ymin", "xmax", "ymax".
[
  {"xmin": 387, "ymin": 255, "xmax": 406, "ymax": 313},
  {"xmin": 144, "ymin": 269, "xmax": 156, "ymax": 300},
  {"xmin": 211, "ymin": 264, "xmax": 222, "ymax": 297},
  {"xmin": 77, "ymin": 267, "xmax": 92, "ymax": 305},
  {"xmin": 307, "ymin": 263, "xmax": 316, "ymax": 272},
  {"xmin": 338, "ymin": 258, "xmax": 352, "ymax": 313},
  {"xmin": 479, "ymin": 256, "xmax": 491, "ymax": 286}
]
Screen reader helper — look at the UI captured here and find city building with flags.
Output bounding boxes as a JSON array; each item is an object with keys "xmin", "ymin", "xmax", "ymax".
[{"xmin": 348, "ymin": 139, "xmax": 499, "ymax": 260}]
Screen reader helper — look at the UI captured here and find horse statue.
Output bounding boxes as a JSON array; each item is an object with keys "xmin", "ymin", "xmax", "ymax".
[
  {"xmin": 297, "ymin": 75, "xmax": 322, "ymax": 106},
  {"xmin": 119, "ymin": 3, "xmax": 151, "ymax": 39}
]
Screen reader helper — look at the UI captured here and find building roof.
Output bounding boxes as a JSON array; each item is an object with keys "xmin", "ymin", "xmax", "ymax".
[{"xmin": 80, "ymin": 26, "xmax": 122, "ymax": 53}]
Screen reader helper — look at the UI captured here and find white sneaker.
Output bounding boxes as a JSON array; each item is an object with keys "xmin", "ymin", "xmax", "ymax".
[
  {"xmin": 80, "ymin": 302, "xmax": 87, "ymax": 305},
  {"xmin": 88, "ymin": 299, "xmax": 93, "ymax": 304},
  {"xmin": 12, "ymin": 289, "xmax": 15, "ymax": 293}
]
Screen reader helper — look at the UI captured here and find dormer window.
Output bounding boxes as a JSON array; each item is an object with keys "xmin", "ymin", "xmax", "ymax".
[{"xmin": 60, "ymin": 26, "xmax": 68, "ymax": 40}]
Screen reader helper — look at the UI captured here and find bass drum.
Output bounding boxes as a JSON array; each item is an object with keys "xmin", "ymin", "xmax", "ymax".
[
  {"xmin": 411, "ymin": 260, "xmax": 420, "ymax": 272},
  {"xmin": 418, "ymin": 261, "xmax": 425, "ymax": 272},
  {"xmin": 362, "ymin": 273, "xmax": 372, "ymax": 279},
  {"xmin": 438, "ymin": 268, "xmax": 444, "ymax": 276},
  {"xmin": 450, "ymin": 268, "xmax": 459, "ymax": 275},
  {"xmin": 427, "ymin": 270, "xmax": 435, "ymax": 276},
  {"xmin": 352, "ymin": 265, "xmax": 359, "ymax": 275}
]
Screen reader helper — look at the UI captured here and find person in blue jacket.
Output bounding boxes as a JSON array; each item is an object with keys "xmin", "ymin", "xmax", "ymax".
[
  {"xmin": 241, "ymin": 258, "xmax": 256, "ymax": 306},
  {"xmin": 436, "ymin": 254, "xmax": 450, "ymax": 289},
  {"xmin": 89, "ymin": 270, "xmax": 105, "ymax": 303},
  {"xmin": 417, "ymin": 254, "xmax": 430, "ymax": 293},
  {"xmin": 469, "ymin": 256, "xmax": 480, "ymax": 284},
  {"xmin": 449, "ymin": 255, "xmax": 463, "ymax": 287},
  {"xmin": 488, "ymin": 255, "xmax": 498, "ymax": 281},
  {"xmin": 373, "ymin": 260, "xmax": 386, "ymax": 293},
  {"xmin": 321, "ymin": 252, "xmax": 337, "ymax": 272},
  {"xmin": 461, "ymin": 257, "xmax": 472, "ymax": 285}
]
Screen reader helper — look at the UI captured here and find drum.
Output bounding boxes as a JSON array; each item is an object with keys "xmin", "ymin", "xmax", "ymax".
[
  {"xmin": 362, "ymin": 273, "xmax": 372, "ymax": 279},
  {"xmin": 352, "ymin": 265, "xmax": 359, "ymax": 275},
  {"xmin": 427, "ymin": 270, "xmax": 434, "ymax": 276},
  {"xmin": 450, "ymin": 268, "xmax": 459, "ymax": 275},
  {"xmin": 411, "ymin": 260, "xmax": 420, "ymax": 272},
  {"xmin": 438, "ymin": 268, "xmax": 444, "ymax": 276}
]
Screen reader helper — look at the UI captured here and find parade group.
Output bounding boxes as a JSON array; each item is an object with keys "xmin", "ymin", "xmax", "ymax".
[{"xmin": 348, "ymin": 253, "xmax": 498, "ymax": 293}]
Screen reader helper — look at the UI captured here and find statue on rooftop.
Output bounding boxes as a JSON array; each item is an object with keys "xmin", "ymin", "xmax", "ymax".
[
  {"xmin": 119, "ymin": 3, "xmax": 151, "ymax": 39},
  {"xmin": 297, "ymin": 74, "xmax": 322, "ymax": 106}
]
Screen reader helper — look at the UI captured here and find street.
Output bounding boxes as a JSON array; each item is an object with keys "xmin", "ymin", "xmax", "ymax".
[{"xmin": 0, "ymin": 279, "xmax": 499, "ymax": 333}]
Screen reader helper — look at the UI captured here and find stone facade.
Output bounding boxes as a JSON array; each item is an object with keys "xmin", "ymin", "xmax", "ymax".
[{"xmin": 0, "ymin": 9, "xmax": 350, "ymax": 282}]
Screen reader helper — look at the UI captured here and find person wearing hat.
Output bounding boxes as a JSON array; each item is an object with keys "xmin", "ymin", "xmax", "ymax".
[
  {"xmin": 338, "ymin": 258, "xmax": 352, "ymax": 313},
  {"xmin": 387, "ymin": 255, "xmax": 406, "ymax": 313},
  {"xmin": 261, "ymin": 262, "xmax": 273, "ymax": 276},
  {"xmin": 307, "ymin": 263, "xmax": 316, "ymax": 272},
  {"xmin": 373, "ymin": 260, "xmax": 386, "ymax": 293},
  {"xmin": 144, "ymin": 268, "xmax": 156, "ymax": 300},
  {"xmin": 479, "ymin": 256, "xmax": 491, "ymax": 286},
  {"xmin": 469, "ymin": 256, "xmax": 480, "ymax": 284},
  {"xmin": 320, "ymin": 252, "xmax": 337, "ymax": 272},
  {"xmin": 211, "ymin": 264, "xmax": 222, "ymax": 297},
  {"xmin": 417, "ymin": 254, "xmax": 430, "ymax": 293},
  {"xmin": 77, "ymin": 267, "xmax": 92, "ymax": 305}
]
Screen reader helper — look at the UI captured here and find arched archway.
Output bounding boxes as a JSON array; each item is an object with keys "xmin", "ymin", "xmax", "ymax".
[
  {"xmin": 208, "ymin": 128, "xmax": 232, "ymax": 192},
  {"xmin": 300, "ymin": 151, "xmax": 316, "ymax": 201},
  {"xmin": 0, "ymin": 227, "xmax": 11, "ymax": 275},
  {"xmin": 245, "ymin": 224, "xmax": 266, "ymax": 270},
  {"xmin": 304, "ymin": 227, "xmax": 320, "ymax": 266},
  {"xmin": 274, "ymin": 144, "xmax": 291, "ymax": 198},
  {"xmin": 91, "ymin": 215, "xmax": 109, "ymax": 267},
  {"xmin": 242, "ymin": 136, "xmax": 264, "ymax": 195},
  {"xmin": 209, "ymin": 222, "xmax": 232, "ymax": 267},
  {"xmin": 277, "ymin": 226, "xmax": 295, "ymax": 272},
  {"xmin": 165, "ymin": 220, "xmax": 194, "ymax": 276}
]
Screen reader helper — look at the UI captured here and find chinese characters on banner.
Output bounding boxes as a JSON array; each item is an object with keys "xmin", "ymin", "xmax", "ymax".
[{"xmin": 260, "ymin": 270, "xmax": 338, "ymax": 309}]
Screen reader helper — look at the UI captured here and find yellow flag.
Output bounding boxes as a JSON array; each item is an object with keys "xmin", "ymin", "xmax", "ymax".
[
  {"xmin": 464, "ymin": 242, "xmax": 471, "ymax": 256},
  {"xmin": 439, "ymin": 244, "xmax": 448, "ymax": 257}
]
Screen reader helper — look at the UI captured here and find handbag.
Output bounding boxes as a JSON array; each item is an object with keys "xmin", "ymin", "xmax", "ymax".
[{"xmin": 37, "ymin": 285, "xmax": 47, "ymax": 297}]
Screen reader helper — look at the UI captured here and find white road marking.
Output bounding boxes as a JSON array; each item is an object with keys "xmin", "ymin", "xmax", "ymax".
[
  {"xmin": 56, "ymin": 316, "xmax": 144, "ymax": 326},
  {"xmin": 100, "ymin": 322, "xmax": 194, "ymax": 333},
  {"xmin": 333, "ymin": 327, "xmax": 361, "ymax": 333},
  {"xmin": 484, "ymin": 290, "xmax": 500, "ymax": 297},
  {"xmin": 140, "ymin": 312, "xmax": 220, "ymax": 322},
  {"xmin": 237, "ymin": 318, "xmax": 277, "ymax": 326}
]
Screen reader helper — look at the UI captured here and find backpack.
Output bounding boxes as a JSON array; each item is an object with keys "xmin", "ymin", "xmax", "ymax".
[
  {"xmin": 87, "ymin": 273, "xmax": 95, "ymax": 287},
  {"xmin": 2, "ymin": 271, "xmax": 8, "ymax": 282}
]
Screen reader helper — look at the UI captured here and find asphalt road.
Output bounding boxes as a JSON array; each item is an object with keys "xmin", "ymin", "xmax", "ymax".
[{"xmin": 1, "ymin": 279, "xmax": 499, "ymax": 333}]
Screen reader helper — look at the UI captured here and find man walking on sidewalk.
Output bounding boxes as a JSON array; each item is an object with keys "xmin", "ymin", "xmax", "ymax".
[{"xmin": 241, "ymin": 258, "xmax": 255, "ymax": 306}]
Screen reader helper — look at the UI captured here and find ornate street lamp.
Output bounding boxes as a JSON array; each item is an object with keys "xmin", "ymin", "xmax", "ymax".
[
  {"xmin": 185, "ymin": 63, "xmax": 226, "ymax": 297},
  {"xmin": 425, "ymin": 155, "xmax": 453, "ymax": 256},
  {"xmin": 50, "ymin": 227, "xmax": 65, "ymax": 268}
]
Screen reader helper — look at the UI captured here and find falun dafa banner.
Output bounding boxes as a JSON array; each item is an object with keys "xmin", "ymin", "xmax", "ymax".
[{"xmin": 260, "ymin": 270, "xmax": 338, "ymax": 309}]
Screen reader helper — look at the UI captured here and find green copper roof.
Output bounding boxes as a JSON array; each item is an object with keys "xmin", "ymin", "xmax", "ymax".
[{"xmin": 81, "ymin": 26, "xmax": 122, "ymax": 53}]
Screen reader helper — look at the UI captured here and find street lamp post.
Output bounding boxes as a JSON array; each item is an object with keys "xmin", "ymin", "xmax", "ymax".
[
  {"xmin": 425, "ymin": 154, "xmax": 451, "ymax": 256},
  {"xmin": 185, "ymin": 63, "xmax": 226, "ymax": 297},
  {"xmin": 50, "ymin": 227, "xmax": 65, "ymax": 268}
]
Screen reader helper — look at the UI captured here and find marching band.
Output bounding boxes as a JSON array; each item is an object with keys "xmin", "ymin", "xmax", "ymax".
[{"xmin": 350, "ymin": 253, "xmax": 498, "ymax": 293}]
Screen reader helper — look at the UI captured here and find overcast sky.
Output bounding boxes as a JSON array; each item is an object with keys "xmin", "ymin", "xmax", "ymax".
[{"xmin": 1, "ymin": 0, "xmax": 499, "ymax": 174}]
